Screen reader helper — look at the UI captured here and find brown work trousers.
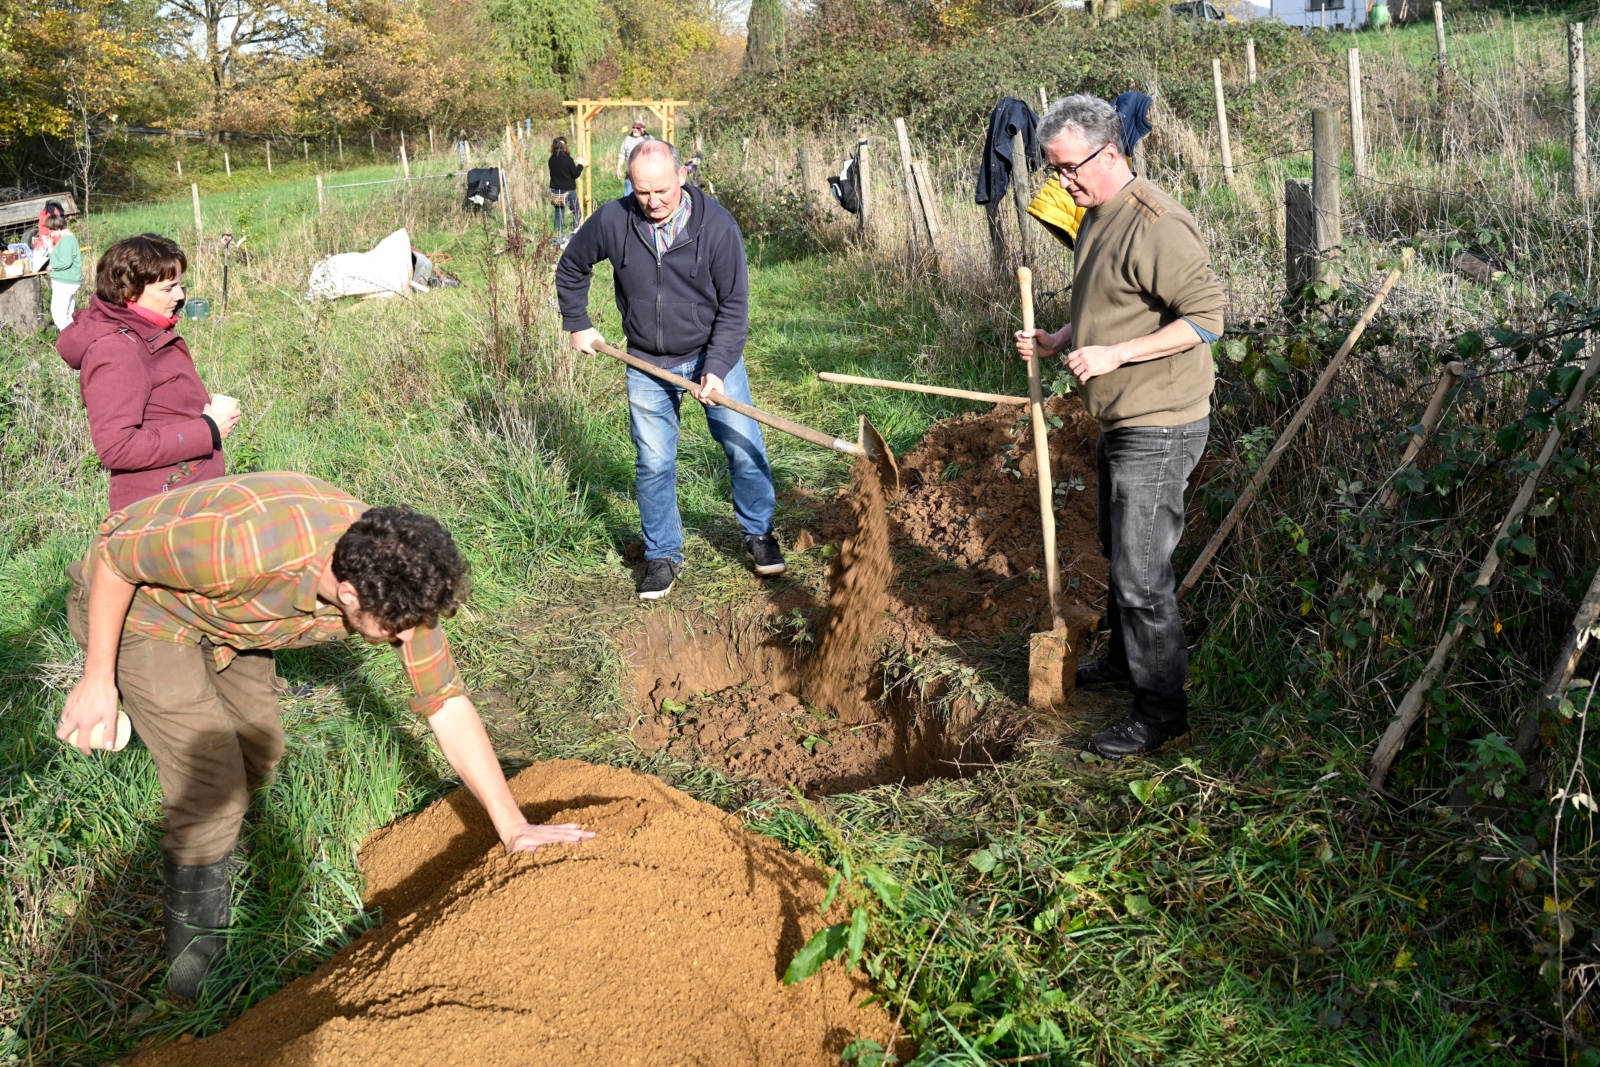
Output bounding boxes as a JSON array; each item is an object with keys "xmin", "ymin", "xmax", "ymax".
[{"xmin": 67, "ymin": 559, "xmax": 286, "ymax": 865}]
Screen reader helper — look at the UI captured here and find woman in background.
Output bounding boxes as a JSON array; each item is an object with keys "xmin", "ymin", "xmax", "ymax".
[
  {"xmin": 548, "ymin": 136, "xmax": 585, "ymax": 234},
  {"xmin": 56, "ymin": 233, "xmax": 236, "ymax": 512},
  {"xmin": 45, "ymin": 204, "xmax": 81, "ymax": 330}
]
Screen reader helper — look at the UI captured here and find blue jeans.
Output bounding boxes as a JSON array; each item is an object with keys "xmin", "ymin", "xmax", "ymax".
[
  {"xmin": 627, "ymin": 356, "xmax": 776, "ymax": 564},
  {"xmin": 1095, "ymin": 418, "xmax": 1209, "ymax": 728},
  {"xmin": 553, "ymin": 190, "xmax": 580, "ymax": 233},
  {"xmin": 623, "ymin": 178, "xmax": 634, "ymax": 197}
]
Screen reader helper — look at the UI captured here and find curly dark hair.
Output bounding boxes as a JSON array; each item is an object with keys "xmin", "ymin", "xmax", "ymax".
[
  {"xmin": 95, "ymin": 233, "xmax": 187, "ymax": 305},
  {"xmin": 331, "ymin": 507, "xmax": 469, "ymax": 632}
]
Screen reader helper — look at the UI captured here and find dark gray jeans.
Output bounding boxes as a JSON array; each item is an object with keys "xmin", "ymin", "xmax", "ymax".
[{"xmin": 1095, "ymin": 417, "xmax": 1209, "ymax": 729}]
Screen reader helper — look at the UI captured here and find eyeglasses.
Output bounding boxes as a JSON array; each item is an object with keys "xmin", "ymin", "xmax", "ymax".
[{"xmin": 1050, "ymin": 142, "xmax": 1112, "ymax": 182}]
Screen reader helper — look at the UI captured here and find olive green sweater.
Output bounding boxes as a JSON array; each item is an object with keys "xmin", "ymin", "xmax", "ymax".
[{"xmin": 1069, "ymin": 177, "xmax": 1225, "ymax": 429}]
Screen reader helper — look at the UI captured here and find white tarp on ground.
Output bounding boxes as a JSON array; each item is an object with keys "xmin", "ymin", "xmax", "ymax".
[{"xmin": 307, "ymin": 228, "xmax": 413, "ymax": 300}]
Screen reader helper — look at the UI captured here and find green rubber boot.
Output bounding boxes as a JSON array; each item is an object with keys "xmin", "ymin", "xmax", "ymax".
[{"xmin": 162, "ymin": 856, "xmax": 230, "ymax": 1001}]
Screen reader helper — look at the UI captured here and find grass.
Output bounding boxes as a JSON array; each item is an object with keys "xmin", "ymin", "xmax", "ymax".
[{"xmin": 0, "ymin": 113, "xmax": 1593, "ymax": 1067}]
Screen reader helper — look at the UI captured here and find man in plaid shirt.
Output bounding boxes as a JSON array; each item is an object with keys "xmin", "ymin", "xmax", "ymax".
[{"xmin": 58, "ymin": 471, "xmax": 593, "ymax": 999}]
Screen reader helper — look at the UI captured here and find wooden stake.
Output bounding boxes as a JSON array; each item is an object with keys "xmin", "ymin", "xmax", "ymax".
[
  {"xmin": 428, "ymin": 126, "xmax": 435, "ymax": 156},
  {"xmin": 176, "ymin": 158, "xmax": 182, "ymax": 176},
  {"xmin": 266, "ymin": 140, "xmax": 272, "ymax": 173},
  {"xmin": 191, "ymin": 182, "xmax": 202, "ymax": 234},
  {"xmin": 1434, "ymin": 1, "xmax": 1449, "ymax": 100},
  {"xmin": 1246, "ymin": 37, "xmax": 1257, "ymax": 85},
  {"xmin": 910, "ymin": 160, "xmax": 943, "ymax": 249},
  {"xmin": 401, "ymin": 143, "xmax": 410, "ymax": 180},
  {"xmin": 1019, "ymin": 266, "xmax": 1062, "ymax": 630},
  {"xmin": 1573, "ymin": 22, "xmax": 1590, "ymax": 200},
  {"xmin": 857, "ymin": 135, "xmax": 871, "ymax": 242},
  {"xmin": 338, "ymin": 133, "xmax": 344, "ymax": 162},
  {"xmin": 316, "ymin": 174, "xmax": 324, "ymax": 213},
  {"xmin": 1348, "ymin": 48, "xmax": 1367, "ymax": 180},
  {"xmin": 1178, "ymin": 249, "xmax": 1414, "ymax": 603},
  {"xmin": 1009, "ymin": 130, "xmax": 1033, "ymax": 267},
  {"xmin": 1039, "ymin": 86, "xmax": 1049, "ymax": 111},
  {"xmin": 1213, "ymin": 59, "xmax": 1234, "ymax": 185},
  {"xmin": 894, "ymin": 118, "xmax": 921, "ymax": 261},
  {"xmin": 1312, "ymin": 107, "xmax": 1343, "ymax": 273},
  {"xmin": 224, "ymin": 151, "xmax": 231, "ymax": 177},
  {"xmin": 1370, "ymin": 338, "xmax": 1600, "ymax": 790},
  {"xmin": 303, "ymin": 139, "xmax": 308, "ymax": 161},
  {"xmin": 499, "ymin": 167, "xmax": 509, "ymax": 232},
  {"xmin": 1285, "ymin": 179, "xmax": 1315, "ymax": 293}
]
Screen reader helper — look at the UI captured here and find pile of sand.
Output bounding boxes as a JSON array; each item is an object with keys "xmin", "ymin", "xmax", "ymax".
[{"xmin": 130, "ymin": 762, "xmax": 899, "ymax": 1067}]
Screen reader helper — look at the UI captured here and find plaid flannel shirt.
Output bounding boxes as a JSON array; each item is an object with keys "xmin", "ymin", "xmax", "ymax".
[{"xmin": 95, "ymin": 472, "xmax": 464, "ymax": 716}]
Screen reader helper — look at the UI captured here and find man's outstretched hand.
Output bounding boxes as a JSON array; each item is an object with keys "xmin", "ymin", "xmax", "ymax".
[
  {"xmin": 569, "ymin": 328, "xmax": 605, "ymax": 354},
  {"xmin": 501, "ymin": 822, "xmax": 596, "ymax": 854},
  {"xmin": 694, "ymin": 373, "xmax": 725, "ymax": 407},
  {"xmin": 57, "ymin": 675, "xmax": 121, "ymax": 755}
]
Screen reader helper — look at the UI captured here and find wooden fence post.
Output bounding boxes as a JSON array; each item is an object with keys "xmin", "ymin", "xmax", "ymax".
[
  {"xmin": 1213, "ymin": 59, "xmax": 1234, "ymax": 185},
  {"xmin": 429, "ymin": 126, "xmax": 435, "ymax": 156},
  {"xmin": 1009, "ymin": 130, "xmax": 1033, "ymax": 268},
  {"xmin": 1285, "ymin": 180, "xmax": 1315, "ymax": 293},
  {"xmin": 266, "ymin": 139, "xmax": 272, "ymax": 173},
  {"xmin": 176, "ymin": 159, "xmax": 182, "ymax": 176},
  {"xmin": 191, "ymin": 183, "xmax": 202, "ymax": 234},
  {"xmin": 1348, "ymin": 48, "xmax": 1367, "ymax": 180},
  {"xmin": 1434, "ymin": 1, "xmax": 1449, "ymax": 101},
  {"xmin": 894, "ymin": 118, "xmax": 921, "ymax": 262},
  {"xmin": 911, "ymin": 160, "xmax": 943, "ymax": 259},
  {"xmin": 302, "ymin": 139, "xmax": 308, "ymax": 161},
  {"xmin": 797, "ymin": 141, "xmax": 815, "ymax": 197},
  {"xmin": 1246, "ymin": 38, "xmax": 1257, "ymax": 85},
  {"xmin": 224, "ymin": 151, "xmax": 231, "ymax": 177},
  {"xmin": 1312, "ymin": 107, "xmax": 1342, "ymax": 278},
  {"xmin": 1039, "ymin": 87, "xmax": 1049, "ymax": 111},
  {"xmin": 401, "ymin": 142, "xmax": 410, "ymax": 180},
  {"xmin": 857, "ymin": 135, "xmax": 871, "ymax": 243},
  {"xmin": 316, "ymin": 174, "xmax": 324, "ymax": 213},
  {"xmin": 369, "ymin": 130, "xmax": 376, "ymax": 153},
  {"xmin": 1573, "ymin": 22, "xmax": 1590, "ymax": 200},
  {"xmin": 338, "ymin": 133, "xmax": 344, "ymax": 163}
]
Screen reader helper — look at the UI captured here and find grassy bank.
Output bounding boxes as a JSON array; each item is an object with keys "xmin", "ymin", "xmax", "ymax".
[{"xmin": 0, "ymin": 124, "xmax": 1592, "ymax": 1067}]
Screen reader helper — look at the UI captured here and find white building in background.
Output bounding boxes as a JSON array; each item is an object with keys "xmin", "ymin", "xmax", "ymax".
[{"xmin": 1250, "ymin": 0, "xmax": 1369, "ymax": 29}]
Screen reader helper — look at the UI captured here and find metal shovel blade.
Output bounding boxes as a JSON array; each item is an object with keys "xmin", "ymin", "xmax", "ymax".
[{"xmin": 857, "ymin": 415, "xmax": 900, "ymax": 495}]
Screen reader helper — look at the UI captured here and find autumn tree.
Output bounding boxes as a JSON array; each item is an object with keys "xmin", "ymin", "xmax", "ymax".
[{"xmin": 743, "ymin": 0, "xmax": 783, "ymax": 74}]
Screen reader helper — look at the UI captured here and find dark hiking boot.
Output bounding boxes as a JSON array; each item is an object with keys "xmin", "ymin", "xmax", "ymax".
[
  {"xmin": 744, "ymin": 534, "xmax": 787, "ymax": 576},
  {"xmin": 1075, "ymin": 657, "xmax": 1132, "ymax": 689},
  {"xmin": 163, "ymin": 856, "xmax": 230, "ymax": 1001},
  {"xmin": 637, "ymin": 559, "xmax": 682, "ymax": 601},
  {"xmin": 1086, "ymin": 713, "xmax": 1188, "ymax": 760}
]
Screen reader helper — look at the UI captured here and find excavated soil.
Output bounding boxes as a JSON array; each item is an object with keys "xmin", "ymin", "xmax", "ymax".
[
  {"xmin": 624, "ymin": 397, "xmax": 1109, "ymax": 795},
  {"xmin": 130, "ymin": 761, "xmax": 901, "ymax": 1067}
]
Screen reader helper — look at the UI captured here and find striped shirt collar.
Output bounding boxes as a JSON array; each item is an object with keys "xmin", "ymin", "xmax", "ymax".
[{"xmin": 650, "ymin": 188, "xmax": 693, "ymax": 256}]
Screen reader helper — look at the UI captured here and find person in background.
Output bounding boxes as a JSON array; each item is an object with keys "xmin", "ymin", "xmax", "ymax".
[
  {"xmin": 617, "ymin": 119, "xmax": 651, "ymax": 196},
  {"xmin": 57, "ymin": 233, "xmax": 237, "ymax": 512},
  {"xmin": 1015, "ymin": 94, "xmax": 1225, "ymax": 760},
  {"xmin": 548, "ymin": 135, "xmax": 586, "ymax": 234},
  {"xmin": 557, "ymin": 139, "xmax": 785, "ymax": 600},
  {"xmin": 45, "ymin": 204, "xmax": 81, "ymax": 329}
]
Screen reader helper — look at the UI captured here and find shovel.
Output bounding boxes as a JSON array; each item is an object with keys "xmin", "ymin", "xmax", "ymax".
[
  {"xmin": 1017, "ymin": 268, "xmax": 1074, "ymax": 710},
  {"xmin": 594, "ymin": 341, "xmax": 900, "ymax": 491}
]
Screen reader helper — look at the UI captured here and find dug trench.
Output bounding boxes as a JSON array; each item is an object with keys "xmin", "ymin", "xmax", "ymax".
[{"xmin": 623, "ymin": 395, "xmax": 1109, "ymax": 796}]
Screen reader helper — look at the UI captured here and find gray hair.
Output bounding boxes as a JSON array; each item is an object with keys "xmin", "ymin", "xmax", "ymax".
[
  {"xmin": 1037, "ymin": 94, "xmax": 1122, "ymax": 155},
  {"xmin": 629, "ymin": 139, "xmax": 681, "ymax": 173}
]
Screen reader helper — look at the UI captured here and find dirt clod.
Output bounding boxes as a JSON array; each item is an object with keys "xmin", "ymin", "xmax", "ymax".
[{"xmin": 130, "ymin": 762, "xmax": 897, "ymax": 1067}]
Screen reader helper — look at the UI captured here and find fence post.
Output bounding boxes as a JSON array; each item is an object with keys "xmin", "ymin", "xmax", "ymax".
[
  {"xmin": 401, "ymin": 142, "xmax": 410, "ymax": 180},
  {"xmin": 1348, "ymin": 48, "xmax": 1367, "ymax": 180},
  {"xmin": 302, "ymin": 139, "xmax": 308, "ymax": 161},
  {"xmin": 266, "ymin": 140, "xmax": 272, "ymax": 174},
  {"xmin": 224, "ymin": 151, "xmax": 231, "ymax": 177},
  {"xmin": 176, "ymin": 159, "xmax": 182, "ymax": 176},
  {"xmin": 429, "ymin": 126, "xmax": 435, "ymax": 156},
  {"xmin": 797, "ymin": 141, "xmax": 815, "ymax": 197},
  {"xmin": 500, "ymin": 167, "xmax": 509, "ymax": 232},
  {"xmin": 1433, "ymin": 1, "xmax": 1448, "ymax": 101},
  {"xmin": 1246, "ymin": 38, "xmax": 1257, "ymax": 85},
  {"xmin": 911, "ymin": 160, "xmax": 943, "ymax": 256},
  {"xmin": 1284, "ymin": 180, "xmax": 1315, "ymax": 294},
  {"xmin": 1009, "ymin": 129, "xmax": 1033, "ymax": 268},
  {"xmin": 1573, "ymin": 22, "xmax": 1590, "ymax": 200},
  {"xmin": 894, "ymin": 118, "xmax": 921, "ymax": 262},
  {"xmin": 858, "ymin": 135, "xmax": 872, "ymax": 243},
  {"xmin": 338, "ymin": 133, "xmax": 344, "ymax": 163},
  {"xmin": 369, "ymin": 130, "xmax": 376, "ymax": 154},
  {"xmin": 1311, "ymin": 107, "xmax": 1343, "ymax": 280},
  {"xmin": 1213, "ymin": 59, "xmax": 1234, "ymax": 185},
  {"xmin": 1039, "ymin": 86, "xmax": 1049, "ymax": 111},
  {"xmin": 316, "ymin": 174, "xmax": 324, "ymax": 213},
  {"xmin": 191, "ymin": 182, "xmax": 203, "ymax": 235}
]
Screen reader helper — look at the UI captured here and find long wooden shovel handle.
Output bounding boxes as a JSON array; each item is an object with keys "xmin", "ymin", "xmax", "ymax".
[
  {"xmin": 1176, "ymin": 247, "xmax": 1415, "ymax": 603},
  {"xmin": 818, "ymin": 372, "xmax": 1028, "ymax": 406},
  {"xmin": 594, "ymin": 341, "xmax": 864, "ymax": 457},
  {"xmin": 1020, "ymin": 267, "xmax": 1063, "ymax": 629}
]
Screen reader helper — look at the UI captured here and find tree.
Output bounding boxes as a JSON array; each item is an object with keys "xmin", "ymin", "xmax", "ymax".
[
  {"xmin": 743, "ymin": 0, "xmax": 783, "ymax": 74},
  {"xmin": 485, "ymin": 0, "xmax": 607, "ymax": 91},
  {"xmin": 159, "ymin": 0, "xmax": 318, "ymax": 135}
]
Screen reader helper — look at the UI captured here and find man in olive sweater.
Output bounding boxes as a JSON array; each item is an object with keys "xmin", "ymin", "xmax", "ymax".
[{"xmin": 1016, "ymin": 94, "xmax": 1225, "ymax": 759}]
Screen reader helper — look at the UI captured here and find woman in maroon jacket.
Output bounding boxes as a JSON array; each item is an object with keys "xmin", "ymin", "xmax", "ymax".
[{"xmin": 57, "ymin": 234, "xmax": 237, "ymax": 512}]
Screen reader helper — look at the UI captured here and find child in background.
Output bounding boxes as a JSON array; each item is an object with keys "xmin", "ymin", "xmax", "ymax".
[{"xmin": 45, "ymin": 204, "xmax": 81, "ymax": 329}]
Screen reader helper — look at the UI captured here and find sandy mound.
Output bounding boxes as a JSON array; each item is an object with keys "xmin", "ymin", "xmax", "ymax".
[{"xmin": 130, "ymin": 762, "xmax": 898, "ymax": 1067}]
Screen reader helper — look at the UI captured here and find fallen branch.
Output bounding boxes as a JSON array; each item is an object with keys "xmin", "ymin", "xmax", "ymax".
[
  {"xmin": 1368, "ymin": 338, "xmax": 1600, "ymax": 791},
  {"xmin": 1178, "ymin": 248, "xmax": 1415, "ymax": 603}
]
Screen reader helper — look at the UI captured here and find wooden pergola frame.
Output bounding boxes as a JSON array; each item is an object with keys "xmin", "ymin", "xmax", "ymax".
[{"xmin": 562, "ymin": 98, "xmax": 693, "ymax": 215}]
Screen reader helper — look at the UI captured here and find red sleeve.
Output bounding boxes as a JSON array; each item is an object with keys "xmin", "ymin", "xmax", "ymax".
[{"xmin": 79, "ymin": 341, "xmax": 214, "ymax": 472}]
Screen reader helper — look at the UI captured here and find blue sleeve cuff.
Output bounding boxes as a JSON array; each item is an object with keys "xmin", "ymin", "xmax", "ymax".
[{"xmin": 1184, "ymin": 318, "xmax": 1222, "ymax": 343}]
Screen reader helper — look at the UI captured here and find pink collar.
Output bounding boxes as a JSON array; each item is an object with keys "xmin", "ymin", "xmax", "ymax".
[{"xmin": 126, "ymin": 302, "xmax": 180, "ymax": 330}]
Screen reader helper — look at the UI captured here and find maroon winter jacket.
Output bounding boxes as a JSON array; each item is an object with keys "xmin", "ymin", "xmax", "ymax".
[{"xmin": 57, "ymin": 295, "xmax": 225, "ymax": 512}]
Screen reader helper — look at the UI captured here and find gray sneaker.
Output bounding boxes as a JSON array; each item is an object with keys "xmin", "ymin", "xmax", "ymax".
[{"xmin": 637, "ymin": 559, "xmax": 681, "ymax": 600}]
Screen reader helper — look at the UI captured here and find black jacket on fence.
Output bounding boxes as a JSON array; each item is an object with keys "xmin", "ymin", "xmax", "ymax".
[
  {"xmin": 555, "ymin": 186, "xmax": 749, "ymax": 382},
  {"xmin": 548, "ymin": 153, "xmax": 584, "ymax": 192},
  {"xmin": 975, "ymin": 97, "xmax": 1039, "ymax": 206}
]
